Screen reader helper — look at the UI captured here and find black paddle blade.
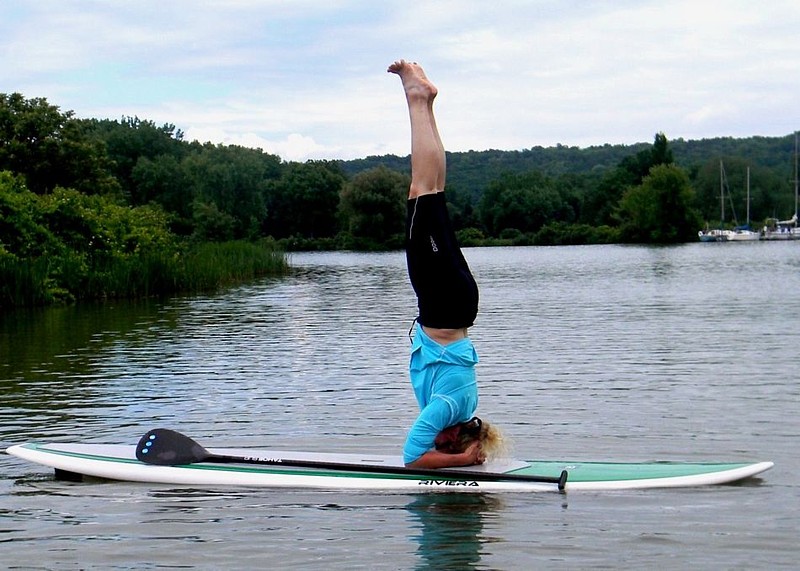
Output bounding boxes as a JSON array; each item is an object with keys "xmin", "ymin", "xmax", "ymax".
[{"xmin": 136, "ymin": 428, "xmax": 212, "ymax": 465}]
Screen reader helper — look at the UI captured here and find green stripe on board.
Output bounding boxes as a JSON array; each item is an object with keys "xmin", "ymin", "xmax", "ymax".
[{"xmin": 513, "ymin": 461, "xmax": 752, "ymax": 482}]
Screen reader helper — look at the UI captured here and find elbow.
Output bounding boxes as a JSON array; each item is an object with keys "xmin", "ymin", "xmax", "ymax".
[{"xmin": 405, "ymin": 457, "xmax": 425, "ymax": 469}]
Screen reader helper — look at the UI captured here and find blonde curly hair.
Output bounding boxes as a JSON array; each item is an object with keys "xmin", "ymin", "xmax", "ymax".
[{"xmin": 440, "ymin": 417, "xmax": 509, "ymax": 461}]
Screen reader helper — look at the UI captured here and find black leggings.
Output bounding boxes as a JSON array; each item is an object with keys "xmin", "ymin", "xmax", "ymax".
[{"xmin": 406, "ymin": 193, "xmax": 479, "ymax": 329}]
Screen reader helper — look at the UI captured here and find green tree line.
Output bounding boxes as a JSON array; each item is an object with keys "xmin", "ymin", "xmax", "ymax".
[
  {"xmin": 2, "ymin": 92, "xmax": 797, "ymax": 305},
  {"xmin": 0, "ymin": 94, "xmax": 290, "ymax": 307}
]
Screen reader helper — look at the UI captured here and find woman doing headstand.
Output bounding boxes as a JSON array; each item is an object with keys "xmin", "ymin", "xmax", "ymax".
[{"xmin": 388, "ymin": 60, "xmax": 503, "ymax": 469}]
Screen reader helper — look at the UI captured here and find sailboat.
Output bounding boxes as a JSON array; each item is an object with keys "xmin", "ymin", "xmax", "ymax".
[
  {"xmin": 698, "ymin": 161, "xmax": 756, "ymax": 242},
  {"xmin": 727, "ymin": 166, "xmax": 760, "ymax": 241},
  {"xmin": 762, "ymin": 213, "xmax": 798, "ymax": 240},
  {"xmin": 762, "ymin": 132, "xmax": 799, "ymax": 241}
]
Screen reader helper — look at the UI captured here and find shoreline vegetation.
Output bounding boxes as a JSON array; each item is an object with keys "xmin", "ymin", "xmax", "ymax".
[
  {"xmin": 1, "ymin": 230, "xmax": 288, "ymax": 308},
  {"xmin": 1, "ymin": 92, "xmax": 797, "ymax": 307}
]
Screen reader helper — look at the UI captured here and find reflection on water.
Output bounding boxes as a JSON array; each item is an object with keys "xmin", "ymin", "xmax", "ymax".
[
  {"xmin": 1, "ymin": 301, "xmax": 179, "ymax": 441},
  {"xmin": 406, "ymin": 493, "xmax": 505, "ymax": 570},
  {"xmin": 2, "ymin": 243, "xmax": 799, "ymax": 569}
]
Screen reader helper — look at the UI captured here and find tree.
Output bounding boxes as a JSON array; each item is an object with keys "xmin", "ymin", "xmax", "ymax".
[
  {"xmin": 651, "ymin": 132, "xmax": 674, "ymax": 167},
  {"xmin": 619, "ymin": 132, "xmax": 674, "ymax": 185},
  {"xmin": 130, "ymin": 154, "xmax": 192, "ymax": 227},
  {"xmin": 191, "ymin": 200, "xmax": 236, "ymax": 242},
  {"xmin": 338, "ymin": 166, "xmax": 407, "ymax": 246},
  {"xmin": 478, "ymin": 171, "xmax": 574, "ymax": 236},
  {"xmin": 0, "ymin": 93, "xmax": 117, "ymax": 195},
  {"xmin": 0, "ymin": 171, "xmax": 54, "ymax": 258},
  {"xmin": 264, "ymin": 160, "xmax": 346, "ymax": 239},
  {"xmin": 181, "ymin": 143, "xmax": 281, "ymax": 240},
  {"xmin": 443, "ymin": 183, "xmax": 481, "ymax": 231},
  {"xmin": 84, "ymin": 116, "xmax": 186, "ymax": 203},
  {"xmin": 581, "ymin": 167, "xmax": 636, "ymax": 226},
  {"xmin": 582, "ymin": 132, "xmax": 676, "ymax": 228},
  {"xmin": 617, "ymin": 164, "xmax": 702, "ymax": 243}
]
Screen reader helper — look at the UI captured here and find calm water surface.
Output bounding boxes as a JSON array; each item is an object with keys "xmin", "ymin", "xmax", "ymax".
[{"xmin": 2, "ymin": 243, "xmax": 798, "ymax": 569}]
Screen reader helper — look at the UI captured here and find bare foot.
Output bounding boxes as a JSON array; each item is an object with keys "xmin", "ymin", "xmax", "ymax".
[{"xmin": 387, "ymin": 59, "xmax": 437, "ymax": 101}]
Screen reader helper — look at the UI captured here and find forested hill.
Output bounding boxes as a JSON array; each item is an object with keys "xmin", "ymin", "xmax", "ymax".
[
  {"xmin": 339, "ymin": 135, "xmax": 797, "ymax": 199},
  {"xmin": 3, "ymin": 88, "xmax": 795, "ymax": 307}
]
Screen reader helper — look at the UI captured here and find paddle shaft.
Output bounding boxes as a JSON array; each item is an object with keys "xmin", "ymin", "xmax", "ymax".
[
  {"xmin": 203, "ymin": 451, "xmax": 568, "ymax": 489},
  {"xmin": 136, "ymin": 428, "xmax": 568, "ymax": 490}
]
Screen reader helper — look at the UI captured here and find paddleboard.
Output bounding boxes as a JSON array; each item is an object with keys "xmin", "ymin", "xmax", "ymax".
[{"xmin": 6, "ymin": 442, "xmax": 772, "ymax": 492}]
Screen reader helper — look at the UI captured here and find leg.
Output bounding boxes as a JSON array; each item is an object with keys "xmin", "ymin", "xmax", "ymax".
[
  {"xmin": 388, "ymin": 60, "xmax": 445, "ymax": 197},
  {"xmin": 404, "ymin": 193, "xmax": 479, "ymax": 334},
  {"xmin": 390, "ymin": 60, "xmax": 478, "ymax": 339}
]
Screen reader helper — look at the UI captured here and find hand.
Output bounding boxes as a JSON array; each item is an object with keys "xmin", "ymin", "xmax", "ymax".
[
  {"xmin": 463, "ymin": 441, "xmax": 486, "ymax": 466},
  {"xmin": 407, "ymin": 442, "xmax": 486, "ymax": 469}
]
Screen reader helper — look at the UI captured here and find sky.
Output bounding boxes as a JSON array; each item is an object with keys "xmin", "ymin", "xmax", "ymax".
[{"xmin": 2, "ymin": 0, "xmax": 799, "ymax": 162}]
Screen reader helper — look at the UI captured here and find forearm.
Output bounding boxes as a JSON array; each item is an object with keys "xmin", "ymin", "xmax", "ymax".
[{"xmin": 405, "ymin": 449, "xmax": 475, "ymax": 469}]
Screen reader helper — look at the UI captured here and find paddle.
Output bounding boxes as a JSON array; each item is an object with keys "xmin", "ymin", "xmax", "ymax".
[{"xmin": 136, "ymin": 428, "xmax": 568, "ymax": 491}]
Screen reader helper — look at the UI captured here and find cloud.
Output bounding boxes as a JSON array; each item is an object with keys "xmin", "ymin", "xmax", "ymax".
[
  {"xmin": 2, "ymin": 0, "xmax": 799, "ymax": 160},
  {"xmin": 182, "ymin": 127, "xmax": 327, "ymax": 162}
]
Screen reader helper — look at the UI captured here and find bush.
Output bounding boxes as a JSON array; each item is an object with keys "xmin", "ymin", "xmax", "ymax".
[
  {"xmin": 534, "ymin": 222, "xmax": 620, "ymax": 245},
  {"xmin": 456, "ymin": 227, "xmax": 486, "ymax": 247},
  {"xmin": 0, "ymin": 174, "xmax": 288, "ymax": 307}
]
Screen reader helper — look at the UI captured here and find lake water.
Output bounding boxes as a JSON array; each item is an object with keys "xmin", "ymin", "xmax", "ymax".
[{"xmin": 2, "ymin": 243, "xmax": 798, "ymax": 569}]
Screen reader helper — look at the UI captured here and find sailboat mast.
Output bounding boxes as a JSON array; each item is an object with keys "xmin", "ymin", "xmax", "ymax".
[
  {"xmin": 746, "ymin": 166, "xmax": 750, "ymax": 225},
  {"xmin": 794, "ymin": 131, "xmax": 798, "ymax": 218},
  {"xmin": 719, "ymin": 160, "xmax": 725, "ymax": 226}
]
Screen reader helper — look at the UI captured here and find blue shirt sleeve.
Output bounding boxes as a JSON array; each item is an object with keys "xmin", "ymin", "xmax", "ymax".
[{"xmin": 403, "ymin": 396, "xmax": 459, "ymax": 464}]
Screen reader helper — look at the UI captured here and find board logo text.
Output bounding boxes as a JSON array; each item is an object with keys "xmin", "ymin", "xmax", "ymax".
[{"xmin": 418, "ymin": 479, "xmax": 479, "ymax": 487}]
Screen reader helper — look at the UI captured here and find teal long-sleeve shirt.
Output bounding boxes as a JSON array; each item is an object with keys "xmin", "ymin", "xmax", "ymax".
[{"xmin": 403, "ymin": 323, "xmax": 479, "ymax": 464}]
